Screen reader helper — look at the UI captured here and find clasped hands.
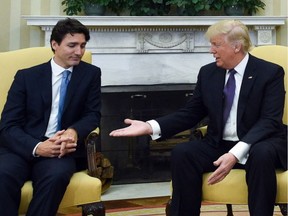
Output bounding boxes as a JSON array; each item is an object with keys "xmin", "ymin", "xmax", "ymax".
[{"xmin": 36, "ymin": 129, "xmax": 78, "ymax": 158}]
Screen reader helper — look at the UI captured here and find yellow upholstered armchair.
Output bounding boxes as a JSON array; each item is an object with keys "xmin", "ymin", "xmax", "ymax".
[
  {"xmin": 166, "ymin": 45, "xmax": 288, "ymax": 216},
  {"xmin": 0, "ymin": 47, "xmax": 113, "ymax": 215}
]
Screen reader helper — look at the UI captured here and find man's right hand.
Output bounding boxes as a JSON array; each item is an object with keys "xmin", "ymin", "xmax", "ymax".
[
  {"xmin": 35, "ymin": 130, "xmax": 75, "ymax": 158},
  {"xmin": 109, "ymin": 118, "xmax": 153, "ymax": 137}
]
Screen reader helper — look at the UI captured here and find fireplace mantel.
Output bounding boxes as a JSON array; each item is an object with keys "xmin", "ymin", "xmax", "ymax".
[
  {"xmin": 22, "ymin": 16, "xmax": 286, "ymax": 86},
  {"xmin": 23, "ymin": 16, "xmax": 285, "ymax": 51},
  {"xmin": 23, "ymin": 16, "xmax": 285, "ymax": 26}
]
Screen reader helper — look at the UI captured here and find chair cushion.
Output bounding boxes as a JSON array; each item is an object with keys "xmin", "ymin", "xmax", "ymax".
[
  {"xmin": 202, "ymin": 169, "xmax": 287, "ymax": 204},
  {"xmin": 19, "ymin": 170, "xmax": 102, "ymax": 214}
]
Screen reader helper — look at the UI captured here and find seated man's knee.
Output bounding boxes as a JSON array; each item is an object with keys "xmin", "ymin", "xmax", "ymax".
[
  {"xmin": 171, "ymin": 141, "xmax": 200, "ymax": 162},
  {"xmin": 248, "ymin": 143, "xmax": 277, "ymax": 166}
]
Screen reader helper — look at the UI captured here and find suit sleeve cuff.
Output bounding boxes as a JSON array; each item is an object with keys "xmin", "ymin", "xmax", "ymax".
[
  {"xmin": 32, "ymin": 142, "xmax": 42, "ymax": 157},
  {"xmin": 146, "ymin": 120, "xmax": 161, "ymax": 140},
  {"xmin": 229, "ymin": 141, "xmax": 250, "ymax": 165}
]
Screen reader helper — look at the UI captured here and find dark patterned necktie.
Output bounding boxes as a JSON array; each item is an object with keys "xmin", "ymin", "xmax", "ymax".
[
  {"xmin": 57, "ymin": 70, "xmax": 71, "ymax": 131},
  {"xmin": 223, "ymin": 69, "xmax": 236, "ymax": 125}
]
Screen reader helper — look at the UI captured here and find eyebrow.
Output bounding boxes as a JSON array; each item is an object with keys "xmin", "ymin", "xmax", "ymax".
[{"xmin": 67, "ymin": 42, "xmax": 87, "ymax": 46}]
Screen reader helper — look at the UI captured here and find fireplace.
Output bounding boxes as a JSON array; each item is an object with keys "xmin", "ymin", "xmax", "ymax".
[{"xmin": 100, "ymin": 84, "xmax": 196, "ymax": 184}]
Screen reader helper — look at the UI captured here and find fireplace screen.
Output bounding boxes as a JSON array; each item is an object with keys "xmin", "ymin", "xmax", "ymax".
[{"xmin": 100, "ymin": 84, "xmax": 197, "ymax": 184}]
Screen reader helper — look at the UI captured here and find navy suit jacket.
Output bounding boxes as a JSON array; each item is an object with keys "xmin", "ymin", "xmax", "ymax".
[
  {"xmin": 156, "ymin": 54, "xmax": 287, "ymax": 169},
  {"xmin": 0, "ymin": 60, "xmax": 101, "ymax": 161}
]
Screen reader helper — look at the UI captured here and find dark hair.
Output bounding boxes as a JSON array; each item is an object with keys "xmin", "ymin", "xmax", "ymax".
[{"xmin": 50, "ymin": 18, "xmax": 90, "ymax": 52}]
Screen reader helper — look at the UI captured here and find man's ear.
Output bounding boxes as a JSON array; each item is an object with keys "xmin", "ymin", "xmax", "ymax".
[
  {"xmin": 51, "ymin": 40, "xmax": 59, "ymax": 51},
  {"xmin": 234, "ymin": 42, "xmax": 241, "ymax": 53}
]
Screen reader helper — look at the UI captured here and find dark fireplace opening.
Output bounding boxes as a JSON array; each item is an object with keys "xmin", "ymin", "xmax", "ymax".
[{"xmin": 100, "ymin": 84, "xmax": 196, "ymax": 185}]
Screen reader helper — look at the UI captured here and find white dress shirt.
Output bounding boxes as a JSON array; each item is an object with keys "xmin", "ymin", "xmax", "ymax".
[
  {"xmin": 45, "ymin": 58, "xmax": 73, "ymax": 137},
  {"xmin": 147, "ymin": 54, "xmax": 250, "ymax": 164},
  {"xmin": 32, "ymin": 58, "xmax": 73, "ymax": 156}
]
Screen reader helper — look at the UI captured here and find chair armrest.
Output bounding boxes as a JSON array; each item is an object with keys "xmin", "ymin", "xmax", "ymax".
[
  {"xmin": 197, "ymin": 125, "xmax": 207, "ymax": 136},
  {"xmin": 195, "ymin": 126, "xmax": 207, "ymax": 138},
  {"xmin": 86, "ymin": 128, "xmax": 101, "ymax": 177},
  {"xmin": 85, "ymin": 128, "xmax": 114, "ymax": 193}
]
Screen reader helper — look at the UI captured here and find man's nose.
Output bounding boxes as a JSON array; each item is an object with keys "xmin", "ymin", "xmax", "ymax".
[
  {"xmin": 209, "ymin": 47, "xmax": 215, "ymax": 54},
  {"xmin": 75, "ymin": 46, "xmax": 82, "ymax": 55}
]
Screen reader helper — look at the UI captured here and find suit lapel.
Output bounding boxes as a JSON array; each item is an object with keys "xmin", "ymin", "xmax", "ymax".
[
  {"xmin": 63, "ymin": 62, "xmax": 85, "ymax": 112},
  {"xmin": 38, "ymin": 62, "xmax": 53, "ymax": 124},
  {"xmin": 237, "ymin": 54, "xmax": 258, "ymax": 122},
  {"xmin": 211, "ymin": 67, "xmax": 226, "ymax": 127}
]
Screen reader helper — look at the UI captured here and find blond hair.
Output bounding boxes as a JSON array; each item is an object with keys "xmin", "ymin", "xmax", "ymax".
[{"xmin": 205, "ymin": 20, "xmax": 253, "ymax": 53}]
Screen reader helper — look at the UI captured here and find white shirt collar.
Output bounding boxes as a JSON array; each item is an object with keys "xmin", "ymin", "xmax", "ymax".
[
  {"xmin": 50, "ymin": 57, "xmax": 73, "ymax": 76},
  {"xmin": 227, "ymin": 53, "xmax": 249, "ymax": 77}
]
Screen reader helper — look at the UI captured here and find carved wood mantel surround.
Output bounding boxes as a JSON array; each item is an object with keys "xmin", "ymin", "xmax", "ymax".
[{"xmin": 23, "ymin": 16, "xmax": 285, "ymax": 86}]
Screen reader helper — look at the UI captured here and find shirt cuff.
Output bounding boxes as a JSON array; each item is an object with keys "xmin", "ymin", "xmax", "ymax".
[
  {"xmin": 146, "ymin": 120, "xmax": 161, "ymax": 140},
  {"xmin": 229, "ymin": 141, "xmax": 250, "ymax": 165},
  {"xmin": 32, "ymin": 142, "xmax": 42, "ymax": 157}
]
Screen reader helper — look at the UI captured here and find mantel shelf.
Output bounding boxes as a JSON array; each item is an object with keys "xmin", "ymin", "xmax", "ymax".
[{"xmin": 23, "ymin": 15, "xmax": 286, "ymax": 27}]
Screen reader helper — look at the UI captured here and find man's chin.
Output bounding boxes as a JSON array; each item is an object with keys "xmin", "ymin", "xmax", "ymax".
[
  {"xmin": 215, "ymin": 61, "xmax": 223, "ymax": 68},
  {"xmin": 70, "ymin": 60, "xmax": 81, "ymax": 66}
]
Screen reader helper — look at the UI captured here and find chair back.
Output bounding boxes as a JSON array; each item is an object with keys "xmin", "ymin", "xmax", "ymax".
[
  {"xmin": 0, "ymin": 47, "xmax": 92, "ymax": 116},
  {"xmin": 250, "ymin": 45, "xmax": 288, "ymax": 125}
]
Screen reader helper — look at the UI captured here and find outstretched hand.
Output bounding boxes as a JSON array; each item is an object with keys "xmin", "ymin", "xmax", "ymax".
[{"xmin": 109, "ymin": 118, "xmax": 153, "ymax": 137}]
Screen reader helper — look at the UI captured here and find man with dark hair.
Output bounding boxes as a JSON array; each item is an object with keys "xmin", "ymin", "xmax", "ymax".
[
  {"xmin": 0, "ymin": 18, "xmax": 101, "ymax": 215},
  {"xmin": 50, "ymin": 18, "xmax": 90, "ymax": 52}
]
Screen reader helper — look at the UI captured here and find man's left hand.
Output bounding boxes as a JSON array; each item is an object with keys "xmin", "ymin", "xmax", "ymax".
[
  {"xmin": 207, "ymin": 152, "xmax": 238, "ymax": 185},
  {"xmin": 49, "ymin": 128, "xmax": 78, "ymax": 158}
]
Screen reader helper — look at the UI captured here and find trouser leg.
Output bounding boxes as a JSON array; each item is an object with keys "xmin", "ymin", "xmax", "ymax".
[
  {"xmin": 0, "ymin": 151, "xmax": 30, "ymax": 216},
  {"xmin": 26, "ymin": 156, "xmax": 76, "ymax": 216},
  {"xmin": 170, "ymin": 140, "xmax": 226, "ymax": 216},
  {"xmin": 246, "ymin": 141, "xmax": 282, "ymax": 216}
]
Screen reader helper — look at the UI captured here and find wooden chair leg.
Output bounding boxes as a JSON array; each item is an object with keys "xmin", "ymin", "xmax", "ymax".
[
  {"xmin": 278, "ymin": 204, "xmax": 288, "ymax": 216},
  {"xmin": 226, "ymin": 204, "xmax": 233, "ymax": 216},
  {"xmin": 165, "ymin": 199, "xmax": 171, "ymax": 216},
  {"xmin": 81, "ymin": 201, "xmax": 105, "ymax": 216}
]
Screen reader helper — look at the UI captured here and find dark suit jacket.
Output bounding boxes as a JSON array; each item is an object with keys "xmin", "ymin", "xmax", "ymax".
[
  {"xmin": 156, "ymin": 54, "xmax": 287, "ymax": 169},
  {"xmin": 0, "ymin": 60, "xmax": 101, "ymax": 161}
]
